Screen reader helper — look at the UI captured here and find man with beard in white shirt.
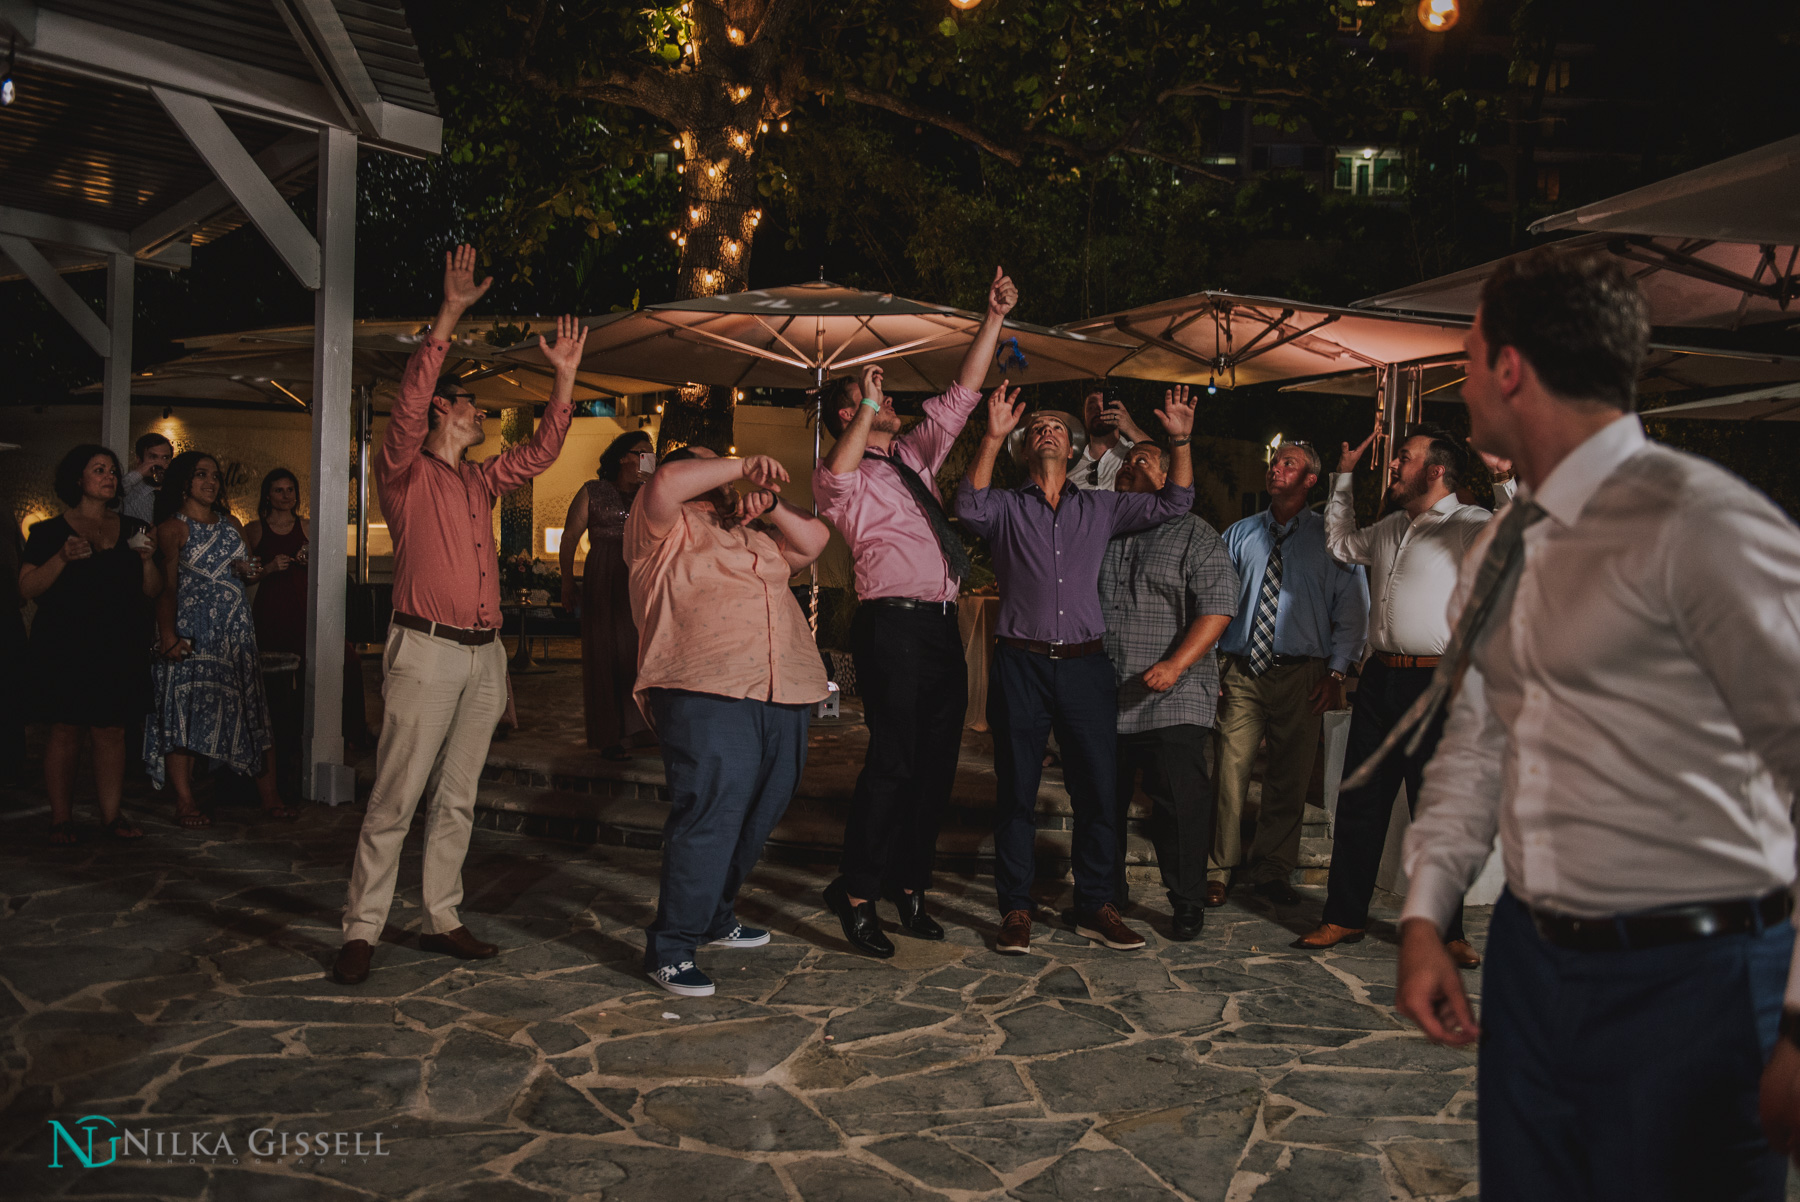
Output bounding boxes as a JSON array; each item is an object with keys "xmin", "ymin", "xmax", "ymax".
[
  {"xmin": 1291, "ymin": 423, "xmax": 1506, "ymax": 968},
  {"xmin": 1392, "ymin": 246, "xmax": 1800, "ymax": 1201}
]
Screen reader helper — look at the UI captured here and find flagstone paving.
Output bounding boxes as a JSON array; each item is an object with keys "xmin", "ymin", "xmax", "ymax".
[{"xmin": 0, "ymin": 788, "xmax": 1495, "ymax": 1202}]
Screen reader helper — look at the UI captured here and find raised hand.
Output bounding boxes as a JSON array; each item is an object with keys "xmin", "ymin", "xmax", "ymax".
[
  {"xmin": 987, "ymin": 266, "xmax": 1018, "ymax": 318},
  {"xmin": 1154, "ymin": 385, "xmax": 1195, "ymax": 438},
  {"xmin": 1478, "ymin": 449, "xmax": 1514, "ymax": 483},
  {"xmin": 739, "ymin": 454, "xmax": 788, "ymax": 492},
  {"xmin": 442, "ymin": 244, "xmax": 493, "ymax": 314},
  {"xmin": 740, "ymin": 489, "xmax": 778, "ymax": 523},
  {"xmin": 539, "ymin": 313, "xmax": 590, "ymax": 375},
  {"xmin": 984, "ymin": 380, "xmax": 1025, "ymax": 440},
  {"xmin": 1339, "ymin": 417, "xmax": 1381, "ymax": 474},
  {"xmin": 859, "ymin": 363, "xmax": 885, "ymax": 409}
]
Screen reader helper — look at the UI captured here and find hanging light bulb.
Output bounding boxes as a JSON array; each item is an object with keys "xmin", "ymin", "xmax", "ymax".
[
  {"xmin": 1416, "ymin": 0, "xmax": 1458, "ymax": 31},
  {"xmin": 671, "ymin": 137, "xmax": 682, "ymax": 149}
]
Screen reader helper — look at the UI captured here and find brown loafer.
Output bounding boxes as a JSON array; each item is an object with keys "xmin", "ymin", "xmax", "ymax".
[
  {"xmin": 1205, "ymin": 881, "xmax": 1228, "ymax": 908},
  {"xmin": 333, "ymin": 939, "xmax": 372, "ymax": 985},
  {"xmin": 419, "ymin": 926, "xmax": 499, "ymax": 960},
  {"xmin": 1445, "ymin": 939, "xmax": 1482, "ymax": 969},
  {"xmin": 1291, "ymin": 922, "xmax": 1367, "ymax": 951},
  {"xmin": 996, "ymin": 909, "xmax": 1033, "ymax": 955},
  {"xmin": 1073, "ymin": 903, "xmax": 1146, "ymax": 951}
]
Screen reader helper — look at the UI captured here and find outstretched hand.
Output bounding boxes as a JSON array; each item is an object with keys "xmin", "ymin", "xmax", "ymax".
[
  {"xmin": 739, "ymin": 454, "xmax": 788, "ymax": 492},
  {"xmin": 987, "ymin": 266, "xmax": 1018, "ymax": 318},
  {"xmin": 1155, "ymin": 385, "xmax": 1195, "ymax": 438},
  {"xmin": 1340, "ymin": 417, "xmax": 1381, "ymax": 474},
  {"xmin": 442, "ymin": 244, "xmax": 493, "ymax": 313},
  {"xmin": 539, "ymin": 313, "xmax": 590, "ymax": 375},
  {"xmin": 984, "ymin": 380, "xmax": 1025, "ymax": 440}
]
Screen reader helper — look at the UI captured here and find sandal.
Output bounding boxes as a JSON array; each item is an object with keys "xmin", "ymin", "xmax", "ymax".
[
  {"xmin": 49, "ymin": 820, "xmax": 78, "ymax": 846},
  {"xmin": 175, "ymin": 805, "xmax": 213, "ymax": 829},
  {"xmin": 104, "ymin": 814, "xmax": 145, "ymax": 842}
]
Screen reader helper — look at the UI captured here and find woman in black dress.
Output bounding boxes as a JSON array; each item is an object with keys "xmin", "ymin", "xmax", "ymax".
[{"xmin": 20, "ymin": 444, "xmax": 161, "ymax": 843}]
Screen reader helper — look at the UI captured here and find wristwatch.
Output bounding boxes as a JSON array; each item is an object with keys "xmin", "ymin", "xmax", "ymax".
[{"xmin": 1328, "ymin": 669, "xmax": 1347, "ymax": 682}]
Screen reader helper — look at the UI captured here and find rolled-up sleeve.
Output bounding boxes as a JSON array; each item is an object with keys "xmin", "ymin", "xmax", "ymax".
[{"xmin": 1402, "ymin": 663, "xmax": 1506, "ymax": 934}]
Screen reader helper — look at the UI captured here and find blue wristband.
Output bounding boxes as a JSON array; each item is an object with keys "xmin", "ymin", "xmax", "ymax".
[{"xmin": 860, "ymin": 397, "xmax": 881, "ymax": 411}]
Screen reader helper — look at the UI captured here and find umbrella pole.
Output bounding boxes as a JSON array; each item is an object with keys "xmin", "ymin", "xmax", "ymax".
[{"xmin": 811, "ymin": 359, "xmax": 823, "ymax": 636}]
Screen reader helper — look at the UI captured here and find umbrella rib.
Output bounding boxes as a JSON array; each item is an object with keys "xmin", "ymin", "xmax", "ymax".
[
  {"xmin": 751, "ymin": 315, "xmax": 815, "ymax": 367},
  {"xmin": 833, "ymin": 329, "xmax": 968, "ymax": 372},
  {"xmin": 1610, "ymin": 238, "xmax": 1787, "ymax": 301},
  {"xmin": 650, "ymin": 318, "xmax": 811, "ymax": 371}
]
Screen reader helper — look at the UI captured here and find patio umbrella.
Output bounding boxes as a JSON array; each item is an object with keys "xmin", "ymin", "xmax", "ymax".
[
  {"xmin": 502, "ymin": 279, "xmax": 1138, "ymax": 393},
  {"xmin": 1639, "ymin": 381, "xmax": 1800, "ymax": 422},
  {"xmin": 1058, "ymin": 292, "xmax": 1472, "ymax": 389}
]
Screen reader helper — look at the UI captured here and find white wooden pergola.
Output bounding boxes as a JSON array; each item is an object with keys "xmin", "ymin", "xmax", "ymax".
[{"xmin": 0, "ymin": 1, "xmax": 442, "ymax": 804}]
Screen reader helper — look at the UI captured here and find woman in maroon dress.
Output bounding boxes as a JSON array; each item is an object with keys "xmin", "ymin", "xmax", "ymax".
[{"xmin": 559, "ymin": 430, "xmax": 653, "ymax": 758}]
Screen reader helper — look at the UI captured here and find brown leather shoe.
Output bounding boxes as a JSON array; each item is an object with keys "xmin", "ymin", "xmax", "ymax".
[
  {"xmin": 419, "ymin": 926, "xmax": 499, "ymax": 960},
  {"xmin": 1445, "ymin": 939, "xmax": 1482, "ymax": 969},
  {"xmin": 996, "ymin": 909, "xmax": 1033, "ymax": 954},
  {"xmin": 1205, "ymin": 881, "xmax": 1228, "ymax": 908},
  {"xmin": 1074, "ymin": 903, "xmax": 1146, "ymax": 951},
  {"xmin": 332, "ymin": 939, "xmax": 372, "ymax": 985},
  {"xmin": 1291, "ymin": 922, "xmax": 1367, "ymax": 951}
]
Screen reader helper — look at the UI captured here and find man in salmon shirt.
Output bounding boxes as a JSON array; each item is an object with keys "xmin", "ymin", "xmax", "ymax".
[
  {"xmin": 625, "ymin": 446, "xmax": 832, "ymax": 997},
  {"xmin": 333, "ymin": 245, "xmax": 588, "ymax": 985}
]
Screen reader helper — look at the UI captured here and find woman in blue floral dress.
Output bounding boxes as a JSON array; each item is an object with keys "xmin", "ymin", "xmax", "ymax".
[{"xmin": 148, "ymin": 451, "xmax": 296, "ymax": 825}]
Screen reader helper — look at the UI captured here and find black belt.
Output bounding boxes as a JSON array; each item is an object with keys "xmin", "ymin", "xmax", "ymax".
[
  {"xmin": 392, "ymin": 611, "xmax": 499, "ymax": 646},
  {"xmin": 865, "ymin": 597, "xmax": 956, "ymax": 614},
  {"xmin": 999, "ymin": 636, "xmax": 1105, "ymax": 660},
  {"xmin": 1227, "ymin": 652, "xmax": 1318, "ymax": 669},
  {"xmin": 1529, "ymin": 890, "xmax": 1793, "ymax": 952}
]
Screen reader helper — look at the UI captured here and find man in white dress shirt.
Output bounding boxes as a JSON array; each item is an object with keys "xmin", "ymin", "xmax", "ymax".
[
  {"xmin": 1068, "ymin": 388, "xmax": 1148, "ymax": 491},
  {"xmin": 1394, "ymin": 247, "xmax": 1800, "ymax": 1200},
  {"xmin": 1291, "ymin": 425, "xmax": 1500, "ymax": 967}
]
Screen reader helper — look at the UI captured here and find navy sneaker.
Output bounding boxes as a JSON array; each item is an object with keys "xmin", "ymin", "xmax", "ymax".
[
  {"xmin": 707, "ymin": 923, "xmax": 771, "ymax": 948},
  {"xmin": 650, "ymin": 961, "xmax": 715, "ymax": 997}
]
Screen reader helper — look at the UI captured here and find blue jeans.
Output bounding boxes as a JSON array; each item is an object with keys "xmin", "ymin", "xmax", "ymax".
[
  {"xmin": 987, "ymin": 643, "xmax": 1118, "ymax": 915},
  {"xmin": 643, "ymin": 689, "xmax": 810, "ymax": 971},
  {"xmin": 1480, "ymin": 889, "xmax": 1791, "ymax": 1201}
]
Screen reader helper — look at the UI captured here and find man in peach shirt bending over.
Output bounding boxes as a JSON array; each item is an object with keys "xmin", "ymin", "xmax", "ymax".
[
  {"xmin": 334, "ymin": 246, "xmax": 587, "ymax": 985},
  {"xmin": 626, "ymin": 445, "xmax": 832, "ymax": 997}
]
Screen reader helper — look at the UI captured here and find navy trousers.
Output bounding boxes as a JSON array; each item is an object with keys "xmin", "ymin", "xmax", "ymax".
[
  {"xmin": 643, "ymin": 688, "xmax": 810, "ymax": 971},
  {"xmin": 1481, "ymin": 889, "xmax": 1791, "ymax": 1201},
  {"xmin": 1324, "ymin": 658, "xmax": 1465, "ymax": 942},
  {"xmin": 840, "ymin": 603, "xmax": 967, "ymax": 900},
  {"xmin": 988, "ymin": 642, "xmax": 1118, "ymax": 915}
]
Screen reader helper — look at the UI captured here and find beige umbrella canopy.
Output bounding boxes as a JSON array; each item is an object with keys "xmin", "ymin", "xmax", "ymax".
[
  {"xmin": 1639, "ymin": 382, "xmax": 1800, "ymax": 422},
  {"xmin": 1058, "ymin": 292, "xmax": 1471, "ymax": 388},
  {"xmin": 98, "ymin": 318, "xmax": 675, "ymax": 409},
  {"xmin": 502, "ymin": 280, "xmax": 1138, "ymax": 391}
]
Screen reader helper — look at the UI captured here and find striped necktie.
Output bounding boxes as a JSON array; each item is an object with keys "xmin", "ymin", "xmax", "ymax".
[
  {"xmin": 1340, "ymin": 498, "xmax": 1547, "ymax": 789},
  {"xmin": 1246, "ymin": 525, "xmax": 1290, "ymax": 676}
]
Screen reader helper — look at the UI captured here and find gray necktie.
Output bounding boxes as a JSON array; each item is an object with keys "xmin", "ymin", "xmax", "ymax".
[{"xmin": 1339, "ymin": 498, "xmax": 1547, "ymax": 790}]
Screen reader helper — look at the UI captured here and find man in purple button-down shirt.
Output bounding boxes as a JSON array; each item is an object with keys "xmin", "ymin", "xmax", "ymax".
[{"xmin": 957, "ymin": 386, "xmax": 1197, "ymax": 955}]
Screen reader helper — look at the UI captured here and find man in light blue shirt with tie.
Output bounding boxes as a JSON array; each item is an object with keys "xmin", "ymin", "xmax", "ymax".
[{"xmin": 1210, "ymin": 441, "xmax": 1367, "ymax": 907}]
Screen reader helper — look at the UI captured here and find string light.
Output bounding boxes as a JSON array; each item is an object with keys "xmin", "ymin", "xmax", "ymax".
[
  {"xmin": 689, "ymin": 207, "xmax": 702, "ymax": 221},
  {"xmin": 778, "ymin": 120, "xmax": 788, "ymax": 133},
  {"xmin": 706, "ymin": 165, "xmax": 718, "ymax": 178},
  {"xmin": 749, "ymin": 209, "xmax": 762, "ymax": 225},
  {"xmin": 1416, "ymin": 0, "xmax": 1458, "ymax": 30},
  {"xmin": 724, "ymin": 240, "xmax": 741, "ymax": 256},
  {"xmin": 727, "ymin": 26, "xmax": 745, "ymax": 44}
]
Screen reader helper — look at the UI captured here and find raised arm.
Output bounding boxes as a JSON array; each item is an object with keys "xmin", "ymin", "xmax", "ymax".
[
  {"xmin": 640, "ymin": 454, "xmax": 788, "ymax": 541},
  {"xmin": 1326, "ymin": 421, "xmax": 1385, "ymax": 565},
  {"xmin": 954, "ymin": 268, "xmax": 1019, "ymax": 394},
  {"xmin": 559, "ymin": 484, "xmax": 589, "ymax": 614},
  {"xmin": 821, "ymin": 364, "xmax": 885, "ymax": 477},
  {"xmin": 430, "ymin": 243, "xmax": 491, "ymax": 341},
  {"xmin": 477, "ymin": 314, "xmax": 587, "ymax": 495},
  {"xmin": 750, "ymin": 492, "xmax": 832, "ymax": 571},
  {"xmin": 1109, "ymin": 388, "xmax": 1198, "ymax": 535},
  {"xmin": 377, "ymin": 246, "xmax": 488, "ymax": 488}
]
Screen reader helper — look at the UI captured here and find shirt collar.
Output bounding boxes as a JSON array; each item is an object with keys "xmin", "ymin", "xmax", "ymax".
[
  {"xmin": 1264, "ymin": 507, "xmax": 1309, "ymax": 536},
  {"xmin": 1525, "ymin": 413, "xmax": 1645, "ymax": 527}
]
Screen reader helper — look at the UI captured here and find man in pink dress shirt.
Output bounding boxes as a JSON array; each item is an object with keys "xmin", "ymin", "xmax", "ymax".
[
  {"xmin": 813, "ymin": 266, "xmax": 1017, "ymax": 957},
  {"xmin": 334, "ymin": 246, "xmax": 587, "ymax": 985}
]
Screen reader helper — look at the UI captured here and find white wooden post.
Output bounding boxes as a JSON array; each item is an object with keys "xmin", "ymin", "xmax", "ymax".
[{"xmin": 303, "ymin": 125, "xmax": 357, "ymax": 803}]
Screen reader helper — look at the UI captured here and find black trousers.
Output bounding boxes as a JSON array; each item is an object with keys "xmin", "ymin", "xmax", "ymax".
[
  {"xmin": 1113, "ymin": 724, "xmax": 1213, "ymax": 909},
  {"xmin": 839, "ymin": 603, "xmax": 968, "ymax": 901},
  {"xmin": 989, "ymin": 642, "xmax": 1118, "ymax": 915},
  {"xmin": 1323, "ymin": 657, "xmax": 1465, "ymax": 941}
]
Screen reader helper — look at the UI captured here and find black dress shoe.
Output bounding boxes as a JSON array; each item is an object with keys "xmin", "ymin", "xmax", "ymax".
[
  {"xmin": 824, "ymin": 880, "xmax": 894, "ymax": 958},
  {"xmin": 1252, "ymin": 879, "xmax": 1302, "ymax": 907},
  {"xmin": 1171, "ymin": 903, "xmax": 1205, "ymax": 942},
  {"xmin": 885, "ymin": 889, "xmax": 945, "ymax": 940}
]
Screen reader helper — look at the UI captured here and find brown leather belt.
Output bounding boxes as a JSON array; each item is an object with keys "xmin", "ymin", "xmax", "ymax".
[
  {"xmin": 999, "ymin": 636, "xmax": 1105, "ymax": 660},
  {"xmin": 392, "ymin": 610, "xmax": 498, "ymax": 646},
  {"xmin": 1528, "ymin": 890, "xmax": 1793, "ymax": 952},
  {"xmin": 1376, "ymin": 652, "xmax": 1441, "ymax": 668}
]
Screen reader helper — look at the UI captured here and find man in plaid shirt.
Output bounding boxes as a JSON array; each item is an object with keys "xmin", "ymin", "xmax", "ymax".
[{"xmin": 1100, "ymin": 437, "xmax": 1241, "ymax": 940}]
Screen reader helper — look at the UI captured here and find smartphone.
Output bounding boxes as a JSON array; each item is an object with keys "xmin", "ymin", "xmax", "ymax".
[{"xmin": 637, "ymin": 451, "xmax": 657, "ymax": 475}]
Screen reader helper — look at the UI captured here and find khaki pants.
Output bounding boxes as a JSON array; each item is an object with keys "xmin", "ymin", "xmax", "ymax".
[
  {"xmin": 342, "ymin": 625, "xmax": 508, "ymax": 944},
  {"xmin": 1209, "ymin": 655, "xmax": 1326, "ymax": 886}
]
